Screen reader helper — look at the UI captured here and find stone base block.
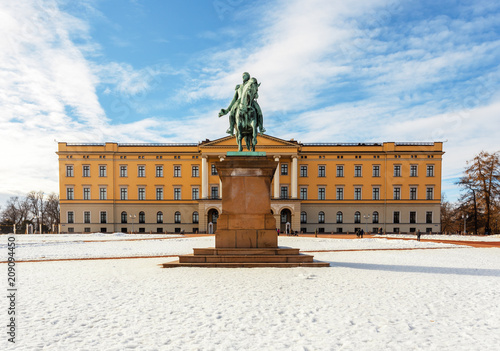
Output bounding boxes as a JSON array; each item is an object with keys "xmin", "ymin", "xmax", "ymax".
[
  {"xmin": 216, "ymin": 229, "xmax": 277, "ymax": 248},
  {"xmin": 217, "ymin": 213, "xmax": 276, "ymax": 230}
]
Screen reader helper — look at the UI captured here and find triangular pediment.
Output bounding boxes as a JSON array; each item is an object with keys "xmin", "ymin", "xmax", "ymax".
[{"xmin": 199, "ymin": 134, "xmax": 301, "ymax": 150}]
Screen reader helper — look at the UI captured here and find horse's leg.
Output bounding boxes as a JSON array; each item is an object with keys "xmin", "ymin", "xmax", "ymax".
[
  {"xmin": 245, "ymin": 134, "xmax": 251, "ymax": 151},
  {"xmin": 237, "ymin": 131, "xmax": 243, "ymax": 152},
  {"xmin": 238, "ymin": 129, "xmax": 244, "ymax": 152},
  {"xmin": 235, "ymin": 110, "xmax": 242, "ymax": 152},
  {"xmin": 252, "ymin": 115, "xmax": 257, "ymax": 151}
]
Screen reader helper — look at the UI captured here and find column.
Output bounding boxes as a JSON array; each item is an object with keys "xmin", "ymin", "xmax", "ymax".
[
  {"xmin": 273, "ymin": 156, "xmax": 280, "ymax": 199},
  {"xmin": 201, "ymin": 156, "xmax": 208, "ymax": 199},
  {"xmin": 218, "ymin": 155, "xmax": 224, "ymax": 199},
  {"xmin": 291, "ymin": 155, "xmax": 298, "ymax": 199}
]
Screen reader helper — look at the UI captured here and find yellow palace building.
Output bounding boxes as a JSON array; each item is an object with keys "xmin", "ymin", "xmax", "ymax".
[{"xmin": 57, "ymin": 135, "xmax": 443, "ymax": 234}]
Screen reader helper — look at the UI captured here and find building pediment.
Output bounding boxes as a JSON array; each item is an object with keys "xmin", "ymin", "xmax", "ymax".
[{"xmin": 199, "ymin": 134, "xmax": 301, "ymax": 151}]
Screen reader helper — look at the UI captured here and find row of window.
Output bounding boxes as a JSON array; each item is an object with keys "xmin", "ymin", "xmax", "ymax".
[
  {"xmin": 293, "ymin": 164, "xmax": 435, "ymax": 178},
  {"xmin": 304, "ymin": 227, "xmax": 435, "ymax": 234},
  {"xmin": 67, "ymin": 163, "xmax": 435, "ymax": 179},
  {"xmin": 280, "ymin": 186, "xmax": 435, "ymax": 200},
  {"xmin": 296, "ymin": 211, "xmax": 434, "ymax": 224},
  {"xmin": 67, "ymin": 210, "xmax": 200, "ymax": 224},
  {"xmin": 67, "ymin": 186, "xmax": 220, "ymax": 201},
  {"xmin": 66, "ymin": 164, "xmax": 219, "ymax": 178},
  {"xmin": 67, "ymin": 184, "xmax": 434, "ymax": 201}
]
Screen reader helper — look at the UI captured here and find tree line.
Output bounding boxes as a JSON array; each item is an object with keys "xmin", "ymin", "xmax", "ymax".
[
  {"xmin": 441, "ymin": 151, "xmax": 500, "ymax": 235},
  {"xmin": 0, "ymin": 191, "xmax": 59, "ymax": 234}
]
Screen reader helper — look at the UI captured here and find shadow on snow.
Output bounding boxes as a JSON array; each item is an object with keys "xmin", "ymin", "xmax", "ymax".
[{"xmin": 326, "ymin": 261, "xmax": 500, "ymax": 277}]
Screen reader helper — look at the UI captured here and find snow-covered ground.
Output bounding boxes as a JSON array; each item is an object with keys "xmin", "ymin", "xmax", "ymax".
[{"xmin": 1, "ymin": 234, "xmax": 499, "ymax": 350}]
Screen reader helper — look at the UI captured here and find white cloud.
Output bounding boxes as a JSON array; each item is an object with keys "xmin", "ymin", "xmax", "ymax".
[
  {"xmin": 183, "ymin": 0, "xmax": 393, "ymax": 111},
  {"xmin": 0, "ymin": 1, "xmax": 108, "ymax": 201},
  {"xmin": 0, "ymin": 1, "xmax": 184, "ymax": 202}
]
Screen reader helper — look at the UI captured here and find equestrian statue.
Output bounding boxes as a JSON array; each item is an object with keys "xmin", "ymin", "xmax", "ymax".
[{"xmin": 218, "ymin": 72, "xmax": 265, "ymax": 152}]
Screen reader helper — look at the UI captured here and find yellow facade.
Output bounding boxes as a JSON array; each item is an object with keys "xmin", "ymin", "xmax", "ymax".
[{"xmin": 57, "ymin": 135, "xmax": 443, "ymax": 234}]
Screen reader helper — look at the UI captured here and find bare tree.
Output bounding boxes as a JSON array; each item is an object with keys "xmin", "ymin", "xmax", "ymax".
[
  {"xmin": 458, "ymin": 151, "xmax": 500, "ymax": 234},
  {"xmin": 440, "ymin": 194, "xmax": 460, "ymax": 234},
  {"xmin": 45, "ymin": 193, "xmax": 60, "ymax": 232},
  {"xmin": 26, "ymin": 191, "xmax": 46, "ymax": 233},
  {"xmin": 0, "ymin": 196, "xmax": 30, "ymax": 233},
  {"xmin": 1, "ymin": 191, "xmax": 60, "ymax": 233}
]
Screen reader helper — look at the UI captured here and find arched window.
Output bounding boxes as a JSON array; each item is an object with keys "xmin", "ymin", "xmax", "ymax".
[
  {"xmin": 354, "ymin": 211, "xmax": 361, "ymax": 224},
  {"xmin": 139, "ymin": 211, "xmax": 145, "ymax": 224},
  {"xmin": 208, "ymin": 209, "xmax": 219, "ymax": 224},
  {"xmin": 372, "ymin": 211, "xmax": 379, "ymax": 224},
  {"xmin": 174, "ymin": 211, "xmax": 181, "ymax": 223},
  {"xmin": 300, "ymin": 211, "xmax": 307, "ymax": 223},
  {"xmin": 192, "ymin": 211, "xmax": 199, "ymax": 224},
  {"xmin": 336, "ymin": 211, "xmax": 343, "ymax": 223},
  {"xmin": 121, "ymin": 211, "xmax": 127, "ymax": 224},
  {"xmin": 318, "ymin": 211, "xmax": 325, "ymax": 224},
  {"xmin": 157, "ymin": 211, "xmax": 163, "ymax": 224}
]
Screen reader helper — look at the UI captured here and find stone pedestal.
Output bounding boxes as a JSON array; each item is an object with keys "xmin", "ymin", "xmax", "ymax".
[
  {"xmin": 162, "ymin": 155, "xmax": 329, "ymax": 268},
  {"xmin": 215, "ymin": 156, "xmax": 278, "ymax": 248}
]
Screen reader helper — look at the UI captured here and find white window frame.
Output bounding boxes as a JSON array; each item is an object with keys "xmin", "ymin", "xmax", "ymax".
[
  {"xmin": 138, "ymin": 187, "xmax": 146, "ymax": 200},
  {"xmin": 426, "ymin": 187, "xmax": 434, "ymax": 200},
  {"xmin": 410, "ymin": 165, "xmax": 418, "ymax": 177},
  {"xmin": 427, "ymin": 165, "xmax": 435, "ymax": 177},
  {"xmin": 300, "ymin": 187, "xmax": 308, "ymax": 200},
  {"xmin": 336, "ymin": 165, "xmax": 344, "ymax": 177},
  {"xmin": 174, "ymin": 187, "xmax": 181, "ymax": 200},
  {"xmin": 336, "ymin": 187, "xmax": 344, "ymax": 200},
  {"xmin": 120, "ymin": 165, "xmax": 127, "ymax": 178},
  {"xmin": 192, "ymin": 187, "xmax": 199, "ymax": 200},
  {"xmin": 156, "ymin": 187, "xmax": 164, "ymax": 200},
  {"xmin": 120, "ymin": 187, "xmax": 128, "ymax": 200},
  {"xmin": 83, "ymin": 187, "xmax": 91, "ymax": 200},
  {"xmin": 138, "ymin": 165, "xmax": 146, "ymax": 178},
  {"xmin": 318, "ymin": 187, "xmax": 325, "ymax": 200},
  {"xmin": 156, "ymin": 165, "xmax": 164, "ymax": 178},
  {"xmin": 66, "ymin": 187, "xmax": 74, "ymax": 200},
  {"xmin": 393, "ymin": 187, "xmax": 401, "ymax": 200},
  {"xmin": 410, "ymin": 187, "xmax": 417, "ymax": 200},
  {"xmin": 99, "ymin": 187, "xmax": 107, "ymax": 200},
  {"xmin": 394, "ymin": 165, "xmax": 401, "ymax": 177},
  {"xmin": 82, "ymin": 165, "xmax": 90, "ymax": 177},
  {"xmin": 354, "ymin": 165, "xmax": 362, "ymax": 177},
  {"xmin": 354, "ymin": 187, "xmax": 362, "ymax": 200},
  {"xmin": 67, "ymin": 211, "xmax": 74, "ymax": 224},
  {"xmin": 99, "ymin": 165, "xmax": 107, "ymax": 177}
]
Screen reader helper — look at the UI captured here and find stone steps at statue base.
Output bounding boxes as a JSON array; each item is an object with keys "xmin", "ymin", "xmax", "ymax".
[
  {"xmin": 161, "ymin": 261, "xmax": 330, "ymax": 268},
  {"xmin": 161, "ymin": 247, "xmax": 330, "ymax": 268}
]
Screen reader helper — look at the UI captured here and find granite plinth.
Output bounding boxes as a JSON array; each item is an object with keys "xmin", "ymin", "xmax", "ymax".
[{"xmin": 215, "ymin": 156, "xmax": 278, "ymax": 249}]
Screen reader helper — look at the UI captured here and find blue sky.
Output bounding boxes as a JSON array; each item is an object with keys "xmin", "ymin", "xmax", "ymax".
[{"xmin": 1, "ymin": 0, "xmax": 499, "ymax": 205}]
